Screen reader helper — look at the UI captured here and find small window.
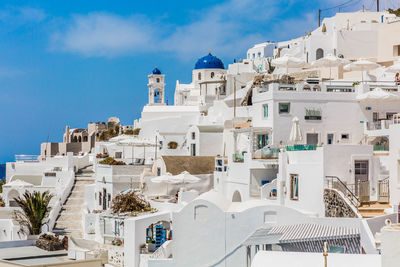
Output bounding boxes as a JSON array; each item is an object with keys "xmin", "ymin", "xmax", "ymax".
[
  {"xmin": 258, "ymin": 52, "xmax": 261, "ymax": 58},
  {"xmin": 191, "ymin": 132, "xmax": 196, "ymax": 140},
  {"xmin": 279, "ymin": 103, "xmax": 290, "ymax": 114},
  {"xmin": 211, "ymin": 72, "xmax": 215, "ymax": 78},
  {"xmin": 341, "ymin": 134, "xmax": 349, "ymax": 140},
  {"xmin": 327, "ymin": 134, "xmax": 334, "ymax": 145},
  {"xmin": 253, "ymin": 53, "xmax": 255, "ymax": 59},
  {"xmin": 157, "ymin": 167, "xmax": 161, "ymax": 176},
  {"xmin": 156, "ymin": 78, "xmax": 160, "ymax": 83},
  {"xmin": 263, "ymin": 104, "xmax": 268, "ymax": 118},
  {"xmin": 198, "ymin": 72, "xmax": 201, "ymax": 80},
  {"xmin": 99, "ymin": 192, "xmax": 102, "ymax": 206},
  {"xmin": 257, "ymin": 134, "xmax": 269, "ymax": 149},
  {"xmin": 115, "ymin": 152, "xmax": 122, "ymax": 159},
  {"xmin": 290, "ymin": 174, "xmax": 299, "ymax": 200}
]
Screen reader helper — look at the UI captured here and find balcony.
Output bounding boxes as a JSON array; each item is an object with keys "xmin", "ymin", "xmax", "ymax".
[
  {"xmin": 286, "ymin": 145, "xmax": 317, "ymax": 151},
  {"xmin": 253, "ymin": 148, "xmax": 280, "ymax": 160}
]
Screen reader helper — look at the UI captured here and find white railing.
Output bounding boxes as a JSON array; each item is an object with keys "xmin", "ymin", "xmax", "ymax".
[
  {"xmin": 260, "ymin": 179, "xmax": 277, "ymax": 200},
  {"xmin": 41, "ymin": 169, "xmax": 75, "ymax": 232},
  {"xmin": 15, "ymin": 155, "xmax": 39, "ymax": 162},
  {"xmin": 150, "ymin": 240, "xmax": 172, "ymax": 259}
]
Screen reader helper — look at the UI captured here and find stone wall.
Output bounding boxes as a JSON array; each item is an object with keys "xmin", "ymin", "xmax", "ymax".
[{"xmin": 324, "ymin": 189, "xmax": 357, "ymax": 218}]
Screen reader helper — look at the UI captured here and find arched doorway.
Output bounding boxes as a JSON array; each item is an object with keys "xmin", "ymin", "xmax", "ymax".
[
  {"xmin": 232, "ymin": 190, "xmax": 242, "ymax": 202},
  {"xmin": 8, "ymin": 189, "xmax": 20, "ymax": 207},
  {"xmin": 316, "ymin": 48, "xmax": 324, "ymax": 60}
]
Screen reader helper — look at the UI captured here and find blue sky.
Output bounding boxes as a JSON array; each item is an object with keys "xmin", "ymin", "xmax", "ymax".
[{"xmin": 0, "ymin": 0, "xmax": 387, "ymax": 163}]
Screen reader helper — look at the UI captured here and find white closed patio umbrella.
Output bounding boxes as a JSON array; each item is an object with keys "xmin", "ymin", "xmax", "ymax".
[
  {"xmin": 289, "ymin": 117, "xmax": 302, "ymax": 144},
  {"xmin": 271, "ymin": 54, "xmax": 305, "ymax": 80},
  {"xmin": 312, "ymin": 54, "xmax": 349, "ymax": 83},
  {"xmin": 343, "ymin": 59, "xmax": 380, "ymax": 83}
]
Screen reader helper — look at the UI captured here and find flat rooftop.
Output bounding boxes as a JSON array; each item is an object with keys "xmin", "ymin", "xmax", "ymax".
[{"xmin": 0, "ymin": 246, "xmax": 68, "ymax": 266}]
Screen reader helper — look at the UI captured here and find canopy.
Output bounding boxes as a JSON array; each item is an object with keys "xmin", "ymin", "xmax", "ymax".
[
  {"xmin": 151, "ymin": 173, "xmax": 178, "ymax": 184},
  {"xmin": 289, "ymin": 117, "xmax": 302, "ymax": 143},
  {"xmin": 312, "ymin": 54, "xmax": 349, "ymax": 82},
  {"xmin": 271, "ymin": 54, "xmax": 306, "ymax": 68},
  {"xmin": 356, "ymin": 87, "xmax": 400, "ymax": 102},
  {"xmin": 312, "ymin": 54, "xmax": 349, "ymax": 68},
  {"xmin": 385, "ymin": 60, "xmax": 400, "ymax": 73},
  {"xmin": 170, "ymin": 171, "xmax": 201, "ymax": 185},
  {"xmin": 344, "ymin": 59, "xmax": 380, "ymax": 83}
]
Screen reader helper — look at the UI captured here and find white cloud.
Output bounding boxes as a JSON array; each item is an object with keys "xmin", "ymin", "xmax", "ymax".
[
  {"xmin": 51, "ymin": 0, "xmax": 367, "ymax": 59},
  {"xmin": 0, "ymin": 6, "xmax": 46, "ymax": 25},
  {"xmin": 51, "ymin": 13, "xmax": 156, "ymax": 57},
  {"xmin": 0, "ymin": 67, "xmax": 24, "ymax": 79}
]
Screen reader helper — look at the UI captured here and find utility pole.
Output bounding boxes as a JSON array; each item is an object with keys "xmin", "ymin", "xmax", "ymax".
[
  {"xmin": 318, "ymin": 9, "xmax": 321, "ymax": 27},
  {"xmin": 377, "ymin": 0, "xmax": 379, "ymax": 11}
]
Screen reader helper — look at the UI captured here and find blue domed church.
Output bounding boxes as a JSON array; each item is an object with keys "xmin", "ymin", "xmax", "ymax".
[{"xmin": 175, "ymin": 51, "xmax": 227, "ymax": 106}]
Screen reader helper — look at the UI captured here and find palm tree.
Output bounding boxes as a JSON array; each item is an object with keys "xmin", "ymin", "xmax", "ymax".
[{"xmin": 13, "ymin": 191, "xmax": 53, "ymax": 235}]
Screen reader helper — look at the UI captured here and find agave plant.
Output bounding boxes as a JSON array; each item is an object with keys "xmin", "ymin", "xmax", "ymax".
[{"xmin": 13, "ymin": 191, "xmax": 53, "ymax": 235}]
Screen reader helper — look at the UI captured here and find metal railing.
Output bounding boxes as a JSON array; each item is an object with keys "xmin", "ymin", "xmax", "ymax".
[{"xmin": 325, "ymin": 176, "xmax": 360, "ymax": 208}]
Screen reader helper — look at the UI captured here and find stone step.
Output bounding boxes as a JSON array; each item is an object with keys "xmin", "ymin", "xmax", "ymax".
[
  {"xmin": 61, "ymin": 206, "xmax": 81, "ymax": 212},
  {"xmin": 57, "ymin": 214, "xmax": 82, "ymax": 222},
  {"xmin": 64, "ymin": 198, "xmax": 84, "ymax": 205},
  {"xmin": 54, "ymin": 221, "xmax": 82, "ymax": 230},
  {"xmin": 75, "ymin": 180, "xmax": 95, "ymax": 185},
  {"xmin": 69, "ymin": 192, "xmax": 85, "ymax": 198}
]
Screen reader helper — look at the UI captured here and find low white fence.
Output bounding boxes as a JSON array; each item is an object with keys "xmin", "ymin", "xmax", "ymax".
[{"xmin": 42, "ymin": 169, "xmax": 75, "ymax": 232}]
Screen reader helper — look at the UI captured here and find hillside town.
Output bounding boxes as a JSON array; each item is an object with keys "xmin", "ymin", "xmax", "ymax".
[{"xmin": 2, "ymin": 7, "xmax": 400, "ymax": 267}]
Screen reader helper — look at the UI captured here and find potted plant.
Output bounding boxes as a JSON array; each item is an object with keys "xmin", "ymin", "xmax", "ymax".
[{"xmin": 140, "ymin": 243, "xmax": 148, "ymax": 254}]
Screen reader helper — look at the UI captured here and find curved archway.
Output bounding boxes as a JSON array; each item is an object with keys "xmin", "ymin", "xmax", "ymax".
[
  {"xmin": 154, "ymin": 89, "xmax": 161, "ymax": 103},
  {"xmin": 316, "ymin": 48, "xmax": 324, "ymax": 60},
  {"xmin": 8, "ymin": 189, "xmax": 20, "ymax": 207},
  {"xmin": 232, "ymin": 190, "xmax": 242, "ymax": 202}
]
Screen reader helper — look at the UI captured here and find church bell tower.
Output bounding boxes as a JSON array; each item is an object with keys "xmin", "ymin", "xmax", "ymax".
[{"xmin": 148, "ymin": 66, "xmax": 166, "ymax": 105}]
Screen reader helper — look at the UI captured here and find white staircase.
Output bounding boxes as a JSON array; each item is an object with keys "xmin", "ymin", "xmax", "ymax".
[{"xmin": 53, "ymin": 166, "xmax": 95, "ymax": 238}]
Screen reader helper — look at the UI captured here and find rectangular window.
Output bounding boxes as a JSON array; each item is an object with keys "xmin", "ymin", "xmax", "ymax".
[
  {"xmin": 191, "ymin": 144, "xmax": 196, "ymax": 156},
  {"xmin": 341, "ymin": 134, "xmax": 349, "ymax": 140},
  {"xmin": 279, "ymin": 103, "xmax": 290, "ymax": 114},
  {"xmin": 115, "ymin": 152, "xmax": 122, "ymax": 159},
  {"xmin": 394, "ymin": 45, "xmax": 400, "ymax": 56},
  {"xmin": 157, "ymin": 168, "xmax": 161, "ymax": 176},
  {"xmin": 373, "ymin": 112, "xmax": 379, "ymax": 122},
  {"xmin": 290, "ymin": 174, "xmax": 299, "ymax": 200},
  {"xmin": 263, "ymin": 104, "xmax": 268, "ymax": 118},
  {"xmin": 191, "ymin": 132, "xmax": 196, "ymax": 140},
  {"xmin": 257, "ymin": 134, "xmax": 269, "ymax": 149},
  {"xmin": 327, "ymin": 134, "xmax": 334, "ymax": 145}
]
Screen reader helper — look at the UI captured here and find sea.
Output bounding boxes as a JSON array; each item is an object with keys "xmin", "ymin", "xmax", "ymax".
[{"xmin": 0, "ymin": 164, "xmax": 5, "ymax": 180}]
